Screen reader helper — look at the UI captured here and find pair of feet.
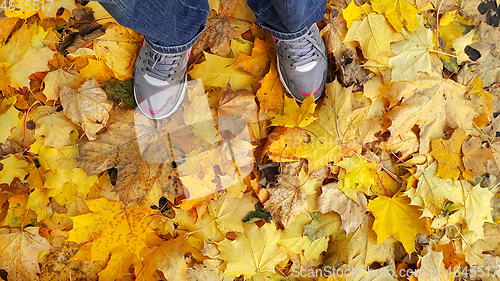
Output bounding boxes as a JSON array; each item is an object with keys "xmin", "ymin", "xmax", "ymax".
[{"xmin": 134, "ymin": 24, "xmax": 328, "ymax": 119}]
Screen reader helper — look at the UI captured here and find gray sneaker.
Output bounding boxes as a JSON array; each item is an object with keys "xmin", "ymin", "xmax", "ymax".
[
  {"xmin": 274, "ymin": 24, "xmax": 327, "ymax": 102},
  {"xmin": 134, "ymin": 41, "xmax": 189, "ymax": 119}
]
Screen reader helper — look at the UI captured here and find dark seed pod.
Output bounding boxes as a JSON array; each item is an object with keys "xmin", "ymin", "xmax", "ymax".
[{"xmin": 465, "ymin": 45, "xmax": 481, "ymax": 61}]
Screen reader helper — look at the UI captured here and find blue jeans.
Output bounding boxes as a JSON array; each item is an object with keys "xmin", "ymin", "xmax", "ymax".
[{"xmin": 94, "ymin": 0, "xmax": 327, "ymax": 53}]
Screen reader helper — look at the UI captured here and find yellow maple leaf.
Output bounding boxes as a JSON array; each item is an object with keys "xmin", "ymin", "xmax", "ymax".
[
  {"xmin": 59, "ymin": 79, "xmax": 114, "ymax": 140},
  {"xmin": 265, "ymin": 126, "xmax": 308, "ymax": 162},
  {"xmin": 429, "ymin": 129, "xmax": 466, "ymax": 180},
  {"xmin": 43, "ymin": 168, "xmax": 98, "ymax": 206},
  {"xmin": 68, "ymin": 197, "xmax": 155, "ymax": 261},
  {"xmin": 30, "ymin": 137, "xmax": 78, "ymax": 173},
  {"xmin": 469, "ymin": 76, "xmax": 495, "ymax": 127},
  {"xmin": 366, "ymin": 195, "xmax": 431, "ymax": 253},
  {"xmin": 188, "ymin": 49, "xmax": 259, "ymax": 91},
  {"xmin": 304, "ymin": 212, "xmax": 343, "ymax": 241},
  {"xmin": 85, "ymin": 2, "xmax": 118, "ymax": 24},
  {"xmin": 138, "ymin": 235, "xmax": 204, "ymax": 281},
  {"xmin": 342, "ymin": 1, "xmax": 372, "ymax": 28},
  {"xmin": 385, "ymin": 78, "xmax": 477, "ymax": 153},
  {"xmin": 26, "ymin": 178, "xmax": 50, "ymax": 222},
  {"xmin": 420, "ymin": 249, "xmax": 455, "ymax": 281},
  {"xmin": 388, "ymin": 26, "xmax": 434, "ymax": 82},
  {"xmin": 232, "ymin": 37, "xmax": 273, "ymax": 76},
  {"xmin": 98, "ymin": 247, "xmax": 140, "ymax": 281},
  {"xmin": 438, "ymin": 13, "xmax": 473, "ymax": 54},
  {"xmin": 256, "ymin": 62, "xmax": 285, "ymax": 114},
  {"xmin": 338, "ymin": 154, "xmax": 378, "ymax": 199},
  {"xmin": 411, "ymin": 161, "xmax": 464, "ymax": 217},
  {"xmin": 0, "ymin": 96, "xmax": 21, "ymax": 144},
  {"xmin": 207, "ymin": 192, "xmax": 257, "ymax": 234},
  {"xmin": 465, "ymin": 184, "xmax": 494, "ymax": 237},
  {"xmin": 344, "ymin": 13, "xmax": 399, "ymax": 65},
  {"xmin": 94, "ymin": 24, "xmax": 142, "ymax": 81},
  {"xmin": 371, "ymin": 0, "xmax": 420, "ymax": 32},
  {"xmin": 291, "ymin": 81, "xmax": 364, "ymax": 170},
  {"xmin": 174, "ymin": 207, "xmax": 225, "ymax": 242},
  {"xmin": 2, "ymin": 192, "xmax": 35, "ymax": 228},
  {"xmin": 0, "ymin": 227, "xmax": 52, "ymax": 280},
  {"xmin": 34, "ymin": 111, "xmax": 79, "ymax": 149},
  {"xmin": 0, "ymin": 155, "xmax": 29, "ymax": 185},
  {"xmin": 278, "ymin": 213, "xmax": 329, "ymax": 261},
  {"xmin": 0, "ymin": 22, "xmax": 54, "ymax": 91},
  {"xmin": 268, "ymin": 94, "xmax": 317, "ymax": 128},
  {"xmin": 452, "ymin": 30, "xmax": 475, "ymax": 63},
  {"xmin": 216, "ymin": 222, "xmax": 287, "ymax": 278},
  {"xmin": 42, "ymin": 69, "xmax": 83, "ymax": 101},
  {"xmin": 3, "ymin": 0, "xmax": 38, "ymax": 18},
  {"xmin": 78, "ymin": 58, "xmax": 114, "ymax": 84}
]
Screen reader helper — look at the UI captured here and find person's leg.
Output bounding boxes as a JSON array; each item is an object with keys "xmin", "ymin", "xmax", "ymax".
[
  {"xmin": 246, "ymin": 0, "xmax": 328, "ymax": 102},
  {"xmin": 93, "ymin": 0, "xmax": 209, "ymax": 52},
  {"xmin": 246, "ymin": 0, "xmax": 327, "ymax": 39},
  {"xmin": 93, "ymin": 0, "xmax": 210, "ymax": 119}
]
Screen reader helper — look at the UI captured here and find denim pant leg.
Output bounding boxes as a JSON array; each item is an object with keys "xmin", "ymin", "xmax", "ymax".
[
  {"xmin": 247, "ymin": 0, "xmax": 328, "ymax": 39},
  {"xmin": 93, "ymin": 0, "xmax": 209, "ymax": 52}
]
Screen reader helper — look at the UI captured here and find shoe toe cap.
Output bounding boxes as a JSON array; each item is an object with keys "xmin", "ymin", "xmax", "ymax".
[
  {"xmin": 134, "ymin": 75, "xmax": 186, "ymax": 119},
  {"xmin": 289, "ymin": 69, "xmax": 327, "ymax": 102}
]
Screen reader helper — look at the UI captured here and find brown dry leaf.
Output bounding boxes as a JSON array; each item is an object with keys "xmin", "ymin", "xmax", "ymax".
[
  {"xmin": 317, "ymin": 182, "xmax": 368, "ymax": 234},
  {"xmin": 0, "ymin": 139, "xmax": 23, "ymax": 157},
  {"xmin": 218, "ymin": 83, "xmax": 259, "ymax": 123},
  {"xmin": 217, "ymin": 0, "xmax": 239, "ymax": 15},
  {"xmin": 76, "ymin": 107, "xmax": 183, "ymax": 206},
  {"xmin": 470, "ymin": 23, "xmax": 500, "ymax": 87},
  {"xmin": 186, "ymin": 262, "xmax": 223, "ymax": 281},
  {"xmin": 263, "ymin": 162, "xmax": 308, "ymax": 228},
  {"xmin": 59, "ymin": 79, "xmax": 114, "ymax": 140},
  {"xmin": 0, "ymin": 227, "xmax": 52, "ymax": 280},
  {"xmin": 191, "ymin": 11, "xmax": 243, "ymax": 59},
  {"xmin": 42, "ymin": 69, "xmax": 83, "ymax": 101},
  {"xmin": 462, "ymin": 137, "xmax": 493, "ymax": 175},
  {"xmin": 39, "ymin": 242, "xmax": 105, "ymax": 281},
  {"xmin": 321, "ymin": 0, "xmax": 348, "ymax": 55}
]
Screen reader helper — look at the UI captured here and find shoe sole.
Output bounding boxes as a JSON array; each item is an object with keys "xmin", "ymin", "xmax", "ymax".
[
  {"xmin": 276, "ymin": 57, "xmax": 322, "ymax": 102},
  {"xmin": 134, "ymin": 75, "xmax": 187, "ymax": 120}
]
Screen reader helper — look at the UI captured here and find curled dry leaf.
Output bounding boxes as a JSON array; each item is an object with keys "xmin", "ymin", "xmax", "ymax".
[
  {"xmin": 317, "ymin": 182, "xmax": 368, "ymax": 234},
  {"xmin": 0, "ymin": 227, "xmax": 52, "ymax": 280},
  {"xmin": 190, "ymin": 10, "xmax": 243, "ymax": 60},
  {"xmin": 263, "ymin": 162, "xmax": 308, "ymax": 228},
  {"xmin": 218, "ymin": 83, "xmax": 258, "ymax": 122},
  {"xmin": 59, "ymin": 79, "xmax": 114, "ymax": 140}
]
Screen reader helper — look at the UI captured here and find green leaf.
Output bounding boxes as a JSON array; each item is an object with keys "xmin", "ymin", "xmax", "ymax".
[{"xmin": 242, "ymin": 204, "xmax": 272, "ymax": 223}]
